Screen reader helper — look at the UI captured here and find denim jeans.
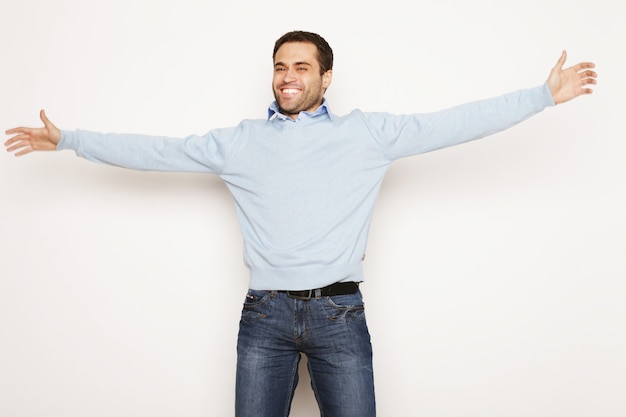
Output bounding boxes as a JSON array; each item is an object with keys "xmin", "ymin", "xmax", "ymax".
[{"xmin": 235, "ymin": 288, "xmax": 376, "ymax": 417}]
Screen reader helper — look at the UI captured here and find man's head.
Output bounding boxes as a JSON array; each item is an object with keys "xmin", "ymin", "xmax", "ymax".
[
  {"xmin": 273, "ymin": 31, "xmax": 333, "ymax": 74},
  {"xmin": 272, "ymin": 31, "xmax": 334, "ymax": 119}
]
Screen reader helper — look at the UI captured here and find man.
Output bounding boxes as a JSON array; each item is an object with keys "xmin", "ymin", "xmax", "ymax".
[{"xmin": 4, "ymin": 31, "xmax": 596, "ymax": 417}]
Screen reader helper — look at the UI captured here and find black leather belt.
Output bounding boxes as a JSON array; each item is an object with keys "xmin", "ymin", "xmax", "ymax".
[{"xmin": 280, "ymin": 281, "xmax": 359, "ymax": 300}]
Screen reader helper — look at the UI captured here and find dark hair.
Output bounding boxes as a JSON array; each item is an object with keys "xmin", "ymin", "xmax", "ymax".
[{"xmin": 273, "ymin": 31, "xmax": 333, "ymax": 75}]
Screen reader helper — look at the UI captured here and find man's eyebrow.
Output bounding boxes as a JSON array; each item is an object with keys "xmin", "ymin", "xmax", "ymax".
[{"xmin": 274, "ymin": 61, "xmax": 312, "ymax": 67}]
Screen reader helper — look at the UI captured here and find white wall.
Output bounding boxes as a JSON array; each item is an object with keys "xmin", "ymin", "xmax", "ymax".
[{"xmin": 1, "ymin": 1, "xmax": 623, "ymax": 416}]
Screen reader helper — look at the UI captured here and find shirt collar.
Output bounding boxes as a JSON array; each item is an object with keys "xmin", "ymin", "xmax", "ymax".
[{"xmin": 267, "ymin": 99, "xmax": 333, "ymax": 122}]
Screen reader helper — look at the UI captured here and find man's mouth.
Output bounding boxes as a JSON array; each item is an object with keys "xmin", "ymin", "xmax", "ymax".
[{"xmin": 280, "ymin": 88, "xmax": 301, "ymax": 97}]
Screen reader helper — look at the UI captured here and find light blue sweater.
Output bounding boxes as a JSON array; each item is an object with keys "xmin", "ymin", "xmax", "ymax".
[{"xmin": 58, "ymin": 84, "xmax": 554, "ymax": 290}]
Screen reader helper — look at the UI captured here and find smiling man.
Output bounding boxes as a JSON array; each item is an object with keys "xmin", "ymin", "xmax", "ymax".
[
  {"xmin": 4, "ymin": 31, "xmax": 596, "ymax": 417},
  {"xmin": 272, "ymin": 34, "xmax": 332, "ymax": 118}
]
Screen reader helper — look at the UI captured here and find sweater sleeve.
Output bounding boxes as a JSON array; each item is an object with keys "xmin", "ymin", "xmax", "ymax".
[
  {"xmin": 56, "ymin": 127, "xmax": 237, "ymax": 174},
  {"xmin": 362, "ymin": 83, "xmax": 555, "ymax": 161}
]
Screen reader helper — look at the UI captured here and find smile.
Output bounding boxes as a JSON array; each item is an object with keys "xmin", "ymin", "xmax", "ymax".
[{"xmin": 281, "ymin": 88, "xmax": 301, "ymax": 95}]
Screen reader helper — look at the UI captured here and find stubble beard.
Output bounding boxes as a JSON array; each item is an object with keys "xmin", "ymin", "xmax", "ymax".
[{"xmin": 273, "ymin": 85, "xmax": 324, "ymax": 118}]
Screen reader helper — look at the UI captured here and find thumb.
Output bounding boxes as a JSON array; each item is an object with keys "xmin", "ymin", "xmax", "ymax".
[
  {"xmin": 555, "ymin": 50, "xmax": 567, "ymax": 70},
  {"xmin": 40, "ymin": 109, "xmax": 52, "ymax": 128},
  {"xmin": 39, "ymin": 109, "xmax": 61, "ymax": 145}
]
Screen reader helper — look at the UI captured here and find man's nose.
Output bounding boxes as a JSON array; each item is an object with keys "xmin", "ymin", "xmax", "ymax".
[{"xmin": 283, "ymin": 68, "xmax": 297, "ymax": 82}]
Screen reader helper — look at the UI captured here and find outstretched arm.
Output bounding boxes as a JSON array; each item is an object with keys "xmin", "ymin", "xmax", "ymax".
[
  {"xmin": 547, "ymin": 50, "xmax": 597, "ymax": 104},
  {"xmin": 4, "ymin": 110, "xmax": 61, "ymax": 156},
  {"xmin": 5, "ymin": 111, "xmax": 232, "ymax": 173}
]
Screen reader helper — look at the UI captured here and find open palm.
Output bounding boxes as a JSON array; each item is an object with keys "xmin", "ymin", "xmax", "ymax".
[
  {"xmin": 4, "ymin": 110, "xmax": 61, "ymax": 157},
  {"xmin": 547, "ymin": 51, "xmax": 597, "ymax": 104}
]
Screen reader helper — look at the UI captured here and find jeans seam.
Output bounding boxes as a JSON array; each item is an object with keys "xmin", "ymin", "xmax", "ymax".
[
  {"xmin": 307, "ymin": 358, "xmax": 325, "ymax": 417},
  {"xmin": 283, "ymin": 353, "xmax": 301, "ymax": 417}
]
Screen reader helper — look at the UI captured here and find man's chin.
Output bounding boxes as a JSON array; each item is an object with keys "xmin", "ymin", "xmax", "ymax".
[{"xmin": 277, "ymin": 104, "xmax": 300, "ymax": 117}]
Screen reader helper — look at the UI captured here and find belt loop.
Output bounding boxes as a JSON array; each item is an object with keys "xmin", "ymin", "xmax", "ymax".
[{"xmin": 314, "ymin": 288, "xmax": 322, "ymax": 299}]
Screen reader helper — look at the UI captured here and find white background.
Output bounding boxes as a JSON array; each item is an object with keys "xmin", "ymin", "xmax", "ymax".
[{"xmin": 1, "ymin": 1, "xmax": 623, "ymax": 416}]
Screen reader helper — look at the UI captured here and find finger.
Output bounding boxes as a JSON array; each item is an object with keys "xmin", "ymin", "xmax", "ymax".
[
  {"xmin": 5, "ymin": 134, "xmax": 28, "ymax": 147},
  {"xmin": 580, "ymin": 69, "xmax": 598, "ymax": 79},
  {"xmin": 555, "ymin": 50, "xmax": 567, "ymax": 69},
  {"xmin": 581, "ymin": 77, "xmax": 597, "ymax": 87},
  {"xmin": 40, "ymin": 109, "xmax": 51, "ymax": 128},
  {"xmin": 5, "ymin": 127, "xmax": 29, "ymax": 135},
  {"xmin": 4, "ymin": 133, "xmax": 30, "ymax": 146},
  {"xmin": 6, "ymin": 141, "xmax": 31, "ymax": 155},
  {"xmin": 14, "ymin": 146, "xmax": 33, "ymax": 157},
  {"xmin": 573, "ymin": 62, "xmax": 596, "ymax": 72},
  {"xmin": 6, "ymin": 141, "xmax": 23, "ymax": 152}
]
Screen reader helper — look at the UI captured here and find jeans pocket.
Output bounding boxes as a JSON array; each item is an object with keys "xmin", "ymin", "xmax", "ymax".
[
  {"xmin": 323, "ymin": 292, "xmax": 366, "ymax": 322},
  {"xmin": 241, "ymin": 290, "xmax": 273, "ymax": 322}
]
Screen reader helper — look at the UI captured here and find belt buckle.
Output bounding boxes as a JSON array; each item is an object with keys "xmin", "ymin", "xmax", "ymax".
[{"xmin": 286, "ymin": 289, "xmax": 313, "ymax": 300}]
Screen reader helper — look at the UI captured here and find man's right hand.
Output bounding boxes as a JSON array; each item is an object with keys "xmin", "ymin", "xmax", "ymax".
[{"xmin": 4, "ymin": 110, "xmax": 61, "ymax": 157}]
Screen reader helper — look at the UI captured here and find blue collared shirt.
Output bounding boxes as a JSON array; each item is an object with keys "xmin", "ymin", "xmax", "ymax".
[{"xmin": 267, "ymin": 99, "xmax": 334, "ymax": 122}]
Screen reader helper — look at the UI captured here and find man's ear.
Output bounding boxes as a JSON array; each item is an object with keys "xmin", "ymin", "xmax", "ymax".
[{"xmin": 322, "ymin": 70, "xmax": 333, "ymax": 89}]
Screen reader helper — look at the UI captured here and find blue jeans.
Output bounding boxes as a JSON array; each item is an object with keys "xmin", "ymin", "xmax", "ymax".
[{"xmin": 235, "ymin": 289, "xmax": 376, "ymax": 417}]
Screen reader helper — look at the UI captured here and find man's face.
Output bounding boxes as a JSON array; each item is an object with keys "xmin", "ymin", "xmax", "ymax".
[{"xmin": 272, "ymin": 42, "xmax": 332, "ymax": 119}]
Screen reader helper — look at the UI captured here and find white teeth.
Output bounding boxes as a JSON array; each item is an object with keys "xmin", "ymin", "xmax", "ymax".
[{"xmin": 282, "ymin": 89, "xmax": 300, "ymax": 94}]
